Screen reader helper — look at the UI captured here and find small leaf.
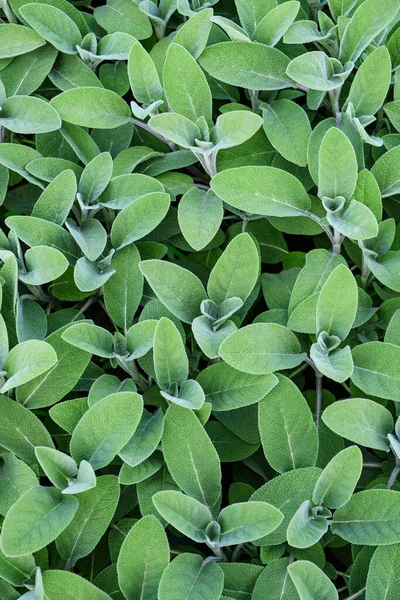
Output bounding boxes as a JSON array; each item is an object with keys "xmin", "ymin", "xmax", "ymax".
[
  {"xmin": 218, "ymin": 502, "xmax": 283, "ymax": 546},
  {"xmin": 313, "ymin": 446, "xmax": 363, "ymax": 509}
]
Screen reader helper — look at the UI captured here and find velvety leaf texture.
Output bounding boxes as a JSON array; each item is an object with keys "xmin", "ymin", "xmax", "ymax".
[{"xmin": 0, "ymin": 0, "xmax": 398, "ymax": 596}]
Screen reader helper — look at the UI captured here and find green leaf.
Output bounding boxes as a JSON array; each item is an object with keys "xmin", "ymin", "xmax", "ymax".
[
  {"xmin": 94, "ymin": 0, "xmax": 152, "ymax": 39},
  {"xmin": 287, "ymin": 52, "xmax": 352, "ymax": 92},
  {"xmin": 20, "ymin": 246, "xmax": 68, "ymax": 285},
  {"xmin": 173, "ymin": 8, "xmax": 213, "ymax": 58},
  {"xmin": 158, "ymin": 553, "xmax": 224, "ymax": 600},
  {"xmin": 366, "ymin": 543, "xmax": 400, "ymax": 599},
  {"xmin": 322, "ymin": 398, "xmax": 393, "ymax": 450},
  {"xmin": 211, "ymin": 111, "xmax": 263, "ymax": 150},
  {"xmin": 313, "ymin": 446, "xmax": 363, "ymax": 509},
  {"xmin": 35, "ymin": 446, "xmax": 77, "ymax": 489},
  {"xmin": 152, "ymin": 490, "xmax": 211, "ymax": 542},
  {"xmin": 252, "ymin": 558, "xmax": 298, "ymax": 600},
  {"xmin": 119, "ymin": 450, "xmax": 163, "ymax": 484},
  {"xmin": 164, "ymin": 43, "xmax": 212, "ymax": 127},
  {"xmin": 212, "ymin": 165, "xmax": 311, "ymax": 217},
  {"xmin": 78, "ymin": 152, "xmax": 113, "ymax": 204},
  {"xmin": 0, "ymin": 23, "xmax": 46, "ymax": 58},
  {"xmin": 139, "ymin": 259, "xmax": 207, "ymax": 323},
  {"xmin": 288, "ymin": 560, "xmax": 338, "ymax": 600},
  {"xmin": 352, "ymin": 341, "xmax": 400, "ymax": 401},
  {"xmin": 250, "ymin": 467, "xmax": 322, "ymax": 545},
  {"xmin": 128, "ymin": 40, "xmax": 163, "ymax": 105},
  {"xmin": 163, "ymin": 404, "xmax": 221, "ymax": 507},
  {"xmin": 119, "ymin": 408, "xmax": 164, "ymax": 467},
  {"xmin": 111, "ymin": 192, "xmax": 170, "ymax": 249},
  {"xmin": 50, "ymin": 87, "xmax": 131, "ymax": 129},
  {"xmin": 1, "ymin": 486, "xmax": 78, "ymax": 557},
  {"xmin": 6, "ymin": 215, "xmax": 79, "ymax": 262},
  {"xmin": 178, "ymin": 188, "xmax": 223, "ymax": 251},
  {"xmin": 42, "ymin": 570, "xmax": 112, "ymax": 600},
  {"xmin": 287, "ymin": 500, "xmax": 329, "ymax": 549},
  {"xmin": 0, "ymin": 96, "xmax": 61, "ymax": 134},
  {"xmin": 20, "ymin": 3, "xmax": 82, "ymax": 54},
  {"xmin": 262, "ymin": 99, "xmax": 311, "ymax": 167},
  {"xmin": 104, "ymin": 245, "xmax": 143, "ymax": 331},
  {"xmin": 0, "ymin": 453, "xmax": 38, "ymax": 516},
  {"xmin": 207, "ymin": 233, "xmax": 259, "ymax": 304},
  {"xmin": 56, "ymin": 475, "xmax": 119, "ymax": 569},
  {"xmin": 199, "ymin": 41, "xmax": 293, "ymax": 91},
  {"xmin": 219, "ymin": 323, "xmax": 306, "ymax": 374},
  {"xmin": 339, "ymin": 0, "xmax": 399, "ymax": 63},
  {"xmin": 346, "ymin": 47, "xmax": 392, "ymax": 117},
  {"xmin": 253, "ymin": 1, "xmax": 299, "ymax": 46},
  {"xmin": 0, "ymin": 547, "xmax": 35, "ymax": 587},
  {"xmin": 197, "ymin": 362, "xmax": 277, "ymax": 411},
  {"xmin": 259, "ymin": 374, "xmax": 318, "ymax": 473},
  {"xmin": 371, "ymin": 145, "xmax": 400, "ymax": 197},
  {"xmin": 117, "ymin": 515, "xmax": 169, "ymax": 600},
  {"xmin": 318, "ymin": 128, "xmax": 358, "ymax": 201},
  {"xmin": 332, "ymin": 490, "xmax": 400, "ymax": 545},
  {"xmin": 32, "ymin": 170, "xmax": 77, "ymax": 226},
  {"xmin": 16, "ymin": 323, "xmax": 91, "ymax": 409},
  {"xmin": 153, "ymin": 317, "xmax": 188, "ymax": 390},
  {"xmin": 2, "ymin": 340, "xmax": 57, "ymax": 393},
  {"xmin": 218, "ymin": 502, "xmax": 283, "ymax": 546},
  {"xmin": 148, "ymin": 112, "xmax": 201, "ymax": 148},
  {"xmin": 70, "ymin": 392, "xmax": 143, "ymax": 469},
  {"xmin": 316, "ymin": 264, "xmax": 358, "ymax": 339},
  {"xmin": 62, "ymin": 322, "xmax": 115, "ymax": 357}
]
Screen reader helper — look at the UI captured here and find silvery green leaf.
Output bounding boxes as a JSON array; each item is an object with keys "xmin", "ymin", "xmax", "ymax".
[
  {"xmin": 253, "ymin": 1, "xmax": 300, "ymax": 47},
  {"xmin": 339, "ymin": 0, "xmax": 399, "ymax": 63},
  {"xmin": 210, "ymin": 16, "xmax": 250, "ymax": 41},
  {"xmin": 287, "ymin": 500, "xmax": 329, "ymax": 549},
  {"xmin": 74, "ymin": 256, "xmax": 115, "ymax": 292},
  {"xmin": 20, "ymin": 3, "xmax": 82, "ymax": 54},
  {"xmin": 288, "ymin": 560, "xmax": 338, "ymax": 600},
  {"xmin": 287, "ymin": 52, "xmax": 353, "ymax": 91}
]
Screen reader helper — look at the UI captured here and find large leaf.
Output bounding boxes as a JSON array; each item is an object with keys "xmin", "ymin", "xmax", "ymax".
[
  {"xmin": 158, "ymin": 553, "xmax": 224, "ymax": 600},
  {"xmin": 322, "ymin": 398, "xmax": 393, "ymax": 451},
  {"xmin": 219, "ymin": 323, "xmax": 306, "ymax": 374},
  {"xmin": 199, "ymin": 41, "xmax": 293, "ymax": 90},
  {"xmin": 117, "ymin": 515, "xmax": 169, "ymax": 600},
  {"xmin": 162, "ymin": 404, "xmax": 221, "ymax": 508},
  {"xmin": 332, "ymin": 490, "xmax": 400, "ymax": 545},
  {"xmin": 70, "ymin": 392, "xmax": 143, "ymax": 470},
  {"xmin": 351, "ymin": 341, "xmax": 400, "ymax": 401},
  {"xmin": 56, "ymin": 475, "xmax": 120, "ymax": 569},
  {"xmin": 211, "ymin": 166, "xmax": 311, "ymax": 217},
  {"xmin": 258, "ymin": 374, "xmax": 318, "ymax": 473},
  {"xmin": 1, "ymin": 486, "xmax": 79, "ymax": 557},
  {"xmin": 139, "ymin": 259, "xmax": 207, "ymax": 323},
  {"xmin": 50, "ymin": 87, "xmax": 131, "ymax": 128}
]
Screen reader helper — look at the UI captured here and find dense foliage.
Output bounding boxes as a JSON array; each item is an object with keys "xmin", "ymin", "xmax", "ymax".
[{"xmin": 0, "ymin": 0, "xmax": 400, "ymax": 597}]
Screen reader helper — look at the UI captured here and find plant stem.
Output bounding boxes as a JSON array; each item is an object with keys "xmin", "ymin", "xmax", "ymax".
[
  {"xmin": 289, "ymin": 361, "xmax": 309, "ymax": 379},
  {"xmin": 343, "ymin": 588, "xmax": 366, "ymax": 600},
  {"xmin": 231, "ymin": 544, "xmax": 243, "ymax": 562},
  {"xmin": 210, "ymin": 546, "xmax": 228, "ymax": 561},
  {"xmin": 387, "ymin": 464, "xmax": 400, "ymax": 489},
  {"xmin": 331, "ymin": 229, "xmax": 343, "ymax": 255},
  {"xmin": 360, "ymin": 253, "xmax": 371, "ymax": 288},
  {"xmin": 315, "ymin": 371, "xmax": 323, "ymax": 429}
]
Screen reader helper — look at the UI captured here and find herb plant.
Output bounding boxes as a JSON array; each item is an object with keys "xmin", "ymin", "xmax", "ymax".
[{"xmin": 0, "ymin": 0, "xmax": 400, "ymax": 597}]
